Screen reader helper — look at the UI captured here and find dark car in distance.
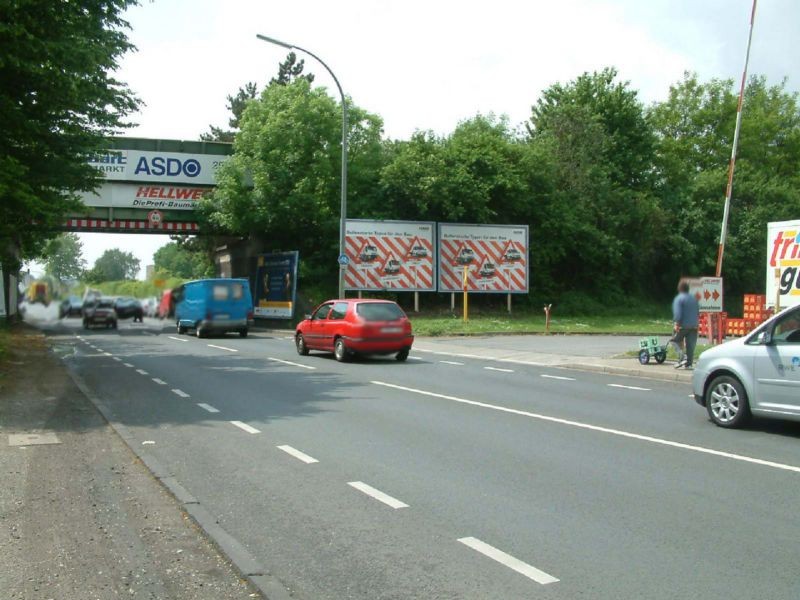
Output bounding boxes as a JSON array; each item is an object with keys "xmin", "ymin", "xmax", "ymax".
[
  {"xmin": 114, "ymin": 297, "xmax": 143, "ymax": 322},
  {"xmin": 296, "ymin": 299, "xmax": 413, "ymax": 362},
  {"xmin": 83, "ymin": 297, "xmax": 117, "ymax": 329},
  {"xmin": 59, "ymin": 295, "xmax": 83, "ymax": 318}
]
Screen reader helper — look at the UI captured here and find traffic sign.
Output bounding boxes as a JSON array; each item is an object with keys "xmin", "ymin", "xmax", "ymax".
[{"xmin": 337, "ymin": 254, "xmax": 350, "ymax": 266}]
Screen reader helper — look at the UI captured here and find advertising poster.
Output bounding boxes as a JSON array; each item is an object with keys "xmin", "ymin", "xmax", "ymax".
[
  {"xmin": 254, "ymin": 252, "xmax": 298, "ymax": 319},
  {"xmin": 767, "ymin": 220, "xmax": 800, "ymax": 309},
  {"xmin": 438, "ymin": 223, "xmax": 528, "ymax": 293},
  {"xmin": 344, "ymin": 220, "xmax": 436, "ymax": 291},
  {"xmin": 686, "ymin": 277, "xmax": 723, "ymax": 313}
]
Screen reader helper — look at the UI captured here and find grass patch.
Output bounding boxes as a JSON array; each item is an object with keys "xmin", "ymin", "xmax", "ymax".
[{"xmin": 409, "ymin": 313, "xmax": 672, "ymax": 336}]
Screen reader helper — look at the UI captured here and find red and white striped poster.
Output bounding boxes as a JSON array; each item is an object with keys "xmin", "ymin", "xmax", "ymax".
[
  {"xmin": 438, "ymin": 223, "xmax": 528, "ymax": 293},
  {"xmin": 344, "ymin": 220, "xmax": 436, "ymax": 291}
]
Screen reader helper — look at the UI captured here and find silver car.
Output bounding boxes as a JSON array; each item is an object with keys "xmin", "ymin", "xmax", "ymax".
[{"xmin": 692, "ymin": 304, "xmax": 800, "ymax": 427}]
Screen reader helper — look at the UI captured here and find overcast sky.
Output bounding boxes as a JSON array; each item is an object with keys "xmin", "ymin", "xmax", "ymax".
[{"xmin": 49, "ymin": 0, "xmax": 798, "ymax": 279}]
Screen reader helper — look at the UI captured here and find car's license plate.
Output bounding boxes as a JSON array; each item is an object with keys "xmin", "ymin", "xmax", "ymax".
[
  {"xmin": 381, "ymin": 326, "xmax": 402, "ymax": 333},
  {"xmin": 214, "ymin": 314, "xmax": 229, "ymax": 320}
]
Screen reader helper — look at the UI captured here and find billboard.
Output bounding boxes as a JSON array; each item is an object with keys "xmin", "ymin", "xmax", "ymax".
[
  {"xmin": 88, "ymin": 150, "xmax": 229, "ymax": 186},
  {"xmin": 438, "ymin": 223, "xmax": 528, "ymax": 293},
  {"xmin": 686, "ymin": 277, "xmax": 723, "ymax": 313},
  {"xmin": 767, "ymin": 220, "xmax": 800, "ymax": 309},
  {"xmin": 253, "ymin": 252, "xmax": 299, "ymax": 319},
  {"xmin": 79, "ymin": 183, "xmax": 211, "ymax": 210},
  {"xmin": 344, "ymin": 220, "xmax": 436, "ymax": 291}
]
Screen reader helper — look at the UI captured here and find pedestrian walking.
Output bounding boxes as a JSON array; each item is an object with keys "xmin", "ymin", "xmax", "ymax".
[{"xmin": 671, "ymin": 280, "xmax": 700, "ymax": 369}]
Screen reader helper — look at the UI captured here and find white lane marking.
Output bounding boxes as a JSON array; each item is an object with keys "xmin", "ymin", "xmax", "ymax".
[
  {"xmin": 112, "ymin": 357, "xmax": 122, "ymax": 362},
  {"xmin": 458, "ymin": 537, "xmax": 559, "ymax": 585},
  {"xmin": 277, "ymin": 445, "xmax": 319, "ymax": 464},
  {"xmin": 123, "ymin": 363, "xmax": 134, "ymax": 368},
  {"xmin": 151, "ymin": 378, "xmax": 167, "ymax": 385},
  {"xmin": 230, "ymin": 420, "xmax": 260, "ymax": 434},
  {"xmin": 541, "ymin": 374, "xmax": 576, "ymax": 381},
  {"xmin": 371, "ymin": 381, "xmax": 800, "ymax": 474},
  {"xmin": 485, "ymin": 366, "xmax": 514, "ymax": 373},
  {"xmin": 168, "ymin": 336, "xmax": 188, "ymax": 342},
  {"xmin": 197, "ymin": 403, "xmax": 219, "ymax": 413},
  {"xmin": 608, "ymin": 383, "xmax": 651, "ymax": 392},
  {"xmin": 283, "ymin": 336, "xmax": 295, "ymax": 340},
  {"xmin": 408, "ymin": 356, "xmax": 423, "ymax": 361},
  {"xmin": 347, "ymin": 481, "xmax": 408, "ymax": 509},
  {"xmin": 267, "ymin": 357, "xmax": 316, "ymax": 370},
  {"xmin": 208, "ymin": 344, "xmax": 238, "ymax": 352},
  {"xmin": 103, "ymin": 352, "xmax": 113, "ymax": 356},
  {"xmin": 142, "ymin": 440, "xmax": 155, "ymax": 445},
  {"xmin": 440, "ymin": 360, "xmax": 465, "ymax": 366},
  {"xmin": 136, "ymin": 369, "xmax": 149, "ymax": 375},
  {"xmin": 172, "ymin": 389, "xmax": 190, "ymax": 398}
]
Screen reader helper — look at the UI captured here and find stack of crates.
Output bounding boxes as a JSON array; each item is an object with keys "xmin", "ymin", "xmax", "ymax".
[
  {"xmin": 725, "ymin": 294, "xmax": 772, "ymax": 337},
  {"xmin": 699, "ymin": 312, "xmax": 727, "ymax": 338}
]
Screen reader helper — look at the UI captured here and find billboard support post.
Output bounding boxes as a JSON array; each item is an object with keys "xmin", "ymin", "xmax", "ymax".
[
  {"xmin": 507, "ymin": 293, "xmax": 511, "ymax": 314},
  {"xmin": 450, "ymin": 293, "xmax": 455, "ymax": 312},
  {"xmin": 462, "ymin": 267, "xmax": 469, "ymax": 322},
  {"xmin": 414, "ymin": 291, "xmax": 419, "ymax": 313}
]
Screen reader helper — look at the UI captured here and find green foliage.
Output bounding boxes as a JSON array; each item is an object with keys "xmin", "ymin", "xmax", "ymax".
[
  {"xmin": 85, "ymin": 248, "xmax": 140, "ymax": 282},
  {"xmin": 153, "ymin": 241, "xmax": 212, "ymax": 279},
  {"xmin": 0, "ymin": 0, "xmax": 140, "ymax": 270},
  {"xmin": 42, "ymin": 233, "xmax": 86, "ymax": 282}
]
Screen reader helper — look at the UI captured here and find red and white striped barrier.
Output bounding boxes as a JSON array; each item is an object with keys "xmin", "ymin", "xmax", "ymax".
[{"xmin": 63, "ymin": 218, "xmax": 198, "ymax": 232}]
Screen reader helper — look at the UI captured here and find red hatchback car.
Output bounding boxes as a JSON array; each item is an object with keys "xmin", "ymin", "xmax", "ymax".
[{"xmin": 296, "ymin": 299, "xmax": 414, "ymax": 362}]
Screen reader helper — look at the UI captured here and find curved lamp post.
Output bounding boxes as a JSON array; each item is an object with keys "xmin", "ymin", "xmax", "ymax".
[{"xmin": 256, "ymin": 34, "xmax": 348, "ymax": 298}]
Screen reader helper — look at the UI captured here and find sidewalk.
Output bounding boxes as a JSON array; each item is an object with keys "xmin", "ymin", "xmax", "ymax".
[{"xmin": 0, "ymin": 324, "xmax": 261, "ymax": 599}]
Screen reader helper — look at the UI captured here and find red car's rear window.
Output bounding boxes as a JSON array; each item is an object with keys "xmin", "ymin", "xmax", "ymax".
[{"xmin": 356, "ymin": 302, "xmax": 405, "ymax": 321}]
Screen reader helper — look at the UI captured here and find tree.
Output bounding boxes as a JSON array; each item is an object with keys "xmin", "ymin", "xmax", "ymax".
[
  {"xmin": 85, "ymin": 249, "xmax": 140, "ymax": 282},
  {"xmin": 153, "ymin": 241, "xmax": 212, "ymax": 279},
  {"xmin": 202, "ymin": 78, "xmax": 384, "ymax": 289},
  {"xmin": 649, "ymin": 73, "xmax": 800, "ymax": 297},
  {"xmin": 0, "ymin": 0, "xmax": 140, "ymax": 273},
  {"xmin": 201, "ymin": 53, "xmax": 315, "ymax": 142},
  {"xmin": 43, "ymin": 233, "xmax": 86, "ymax": 282}
]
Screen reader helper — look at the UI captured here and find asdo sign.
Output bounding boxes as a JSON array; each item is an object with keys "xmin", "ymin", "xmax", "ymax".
[{"xmin": 89, "ymin": 150, "xmax": 229, "ymax": 186}]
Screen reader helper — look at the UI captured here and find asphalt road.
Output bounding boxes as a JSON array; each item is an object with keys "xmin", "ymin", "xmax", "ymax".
[{"xmin": 38, "ymin": 315, "xmax": 800, "ymax": 599}]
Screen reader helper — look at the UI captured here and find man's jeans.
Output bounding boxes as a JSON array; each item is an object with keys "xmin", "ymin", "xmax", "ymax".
[{"xmin": 672, "ymin": 328, "xmax": 698, "ymax": 366}]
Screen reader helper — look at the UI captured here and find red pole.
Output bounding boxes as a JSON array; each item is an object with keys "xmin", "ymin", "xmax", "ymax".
[{"xmin": 716, "ymin": 0, "xmax": 757, "ymax": 277}]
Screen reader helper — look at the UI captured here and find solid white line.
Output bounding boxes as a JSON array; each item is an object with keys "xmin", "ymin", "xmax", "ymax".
[
  {"xmin": 608, "ymin": 383, "xmax": 651, "ymax": 392},
  {"xmin": 348, "ymin": 481, "xmax": 408, "ymax": 509},
  {"xmin": 541, "ymin": 374, "xmax": 576, "ymax": 381},
  {"xmin": 457, "ymin": 537, "xmax": 559, "ymax": 585},
  {"xmin": 151, "ymin": 378, "xmax": 167, "ymax": 385},
  {"xmin": 230, "ymin": 420, "xmax": 260, "ymax": 434},
  {"xmin": 123, "ymin": 363, "xmax": 134, "ymax": 368},
  {"xmin": 136, "ymin": 369, "xmax": 149, "ymax": 375},
  {"xmin": 208, "ymin": 344, "xmax": 238, "ymax": 352},
  {"xmin": 172, "ymin": 389, "xmax": 190, "ymax": 398},
  {"xmin": 112, "ymin": 357, "xmax": 122, "ymax": 362},
  {"xmin": 485, "ymin": 366, "xmax": 514, "ymax": 373},
  {"xmin": 267, "ymin": 357, "xmax": 316, "ymax": 370},
  {"xmin": 277, "ymin": 445, "xmax": 319, "ymax": 464},
  {"xmin": 168, "ymin": 336, "xmax": 188, "ymax": 342},
  {"xmin": 197, "ymin": 403, "xmax": 219, "ymax": 413},
  {"xmin": 440, "ymin": 360, "xmax": 465, "ymax": 366},
  {"xmin": 370, "ymin": 381, "xmax": 800, "ymax": 474}
]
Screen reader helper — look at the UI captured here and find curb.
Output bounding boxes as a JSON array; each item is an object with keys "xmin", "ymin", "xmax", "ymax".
[
  {"xmin": 561, "ymin": 362, "xmax": 694, "ymax": 383},
  {"xmin": 62, "ymin": 360, "xmax": 293, "ymax": 600}
]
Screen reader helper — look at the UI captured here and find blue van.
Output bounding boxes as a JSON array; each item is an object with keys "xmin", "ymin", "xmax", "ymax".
[{"xmin": 174, "ymin": 278, "xmax": 253, "ymax": 338}]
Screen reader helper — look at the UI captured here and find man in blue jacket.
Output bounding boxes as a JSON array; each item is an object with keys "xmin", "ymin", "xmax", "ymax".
[{"xmin": 672, "ymin": 280, "xmax": 700, "ymax": 369}]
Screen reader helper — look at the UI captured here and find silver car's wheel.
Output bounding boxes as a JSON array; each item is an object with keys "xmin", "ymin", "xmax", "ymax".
[{"xmin": 706, "ymin": 375, "xmax": 750, "ymax": 428}]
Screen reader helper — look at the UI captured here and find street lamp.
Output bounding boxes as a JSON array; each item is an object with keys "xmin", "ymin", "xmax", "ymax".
[{"xmin": 256, "ymin": 34, "xmax": 348, "ymax": 299}]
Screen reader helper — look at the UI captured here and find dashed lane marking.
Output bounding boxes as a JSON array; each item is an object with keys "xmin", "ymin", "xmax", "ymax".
[
  {"xmin": 370, "ymin": 381, "xmax": 800, "ymax": 474},
  {"xmin": 136, "ymin": 369, "xmax": 149, "ymax": 375},
  {"xmin": 484, "ymin": 366, "xmax": 514, "ymax": 373},
  {"xmin": 440, "ymin": 360, "xmax": 465, "ymax": 366},
  {"xmin": 277, "ymin": 445, "xmax": 319, "ymax": 464},
  {"xmin": 172, "ymin": 389, "xmax": 191, "ymax": 398},
  {"xmin": 267, "ymin": 357, "xmax": 316, "ymax": 370},
  {"xmin": 208, "ymin": 344, "xmax": 238, "ymax": 352},
  {"xmin": 197, "ymin": 403, "xmax": 219, "ymax": 413},
  {"xmin": 168, "ymin": 336, "xmax": 188, "ymax": 342},
  {"xmin": 608, "ymin": 383, "xmax": 651, "ymax": 392},
  {"xmin": 541, "ymin": 374, "xmax": 576, "ymax": 381},
  {"xmin": 152, "ymin": 378, "xmax": 167, "ymax": 385},
  {"xmin": 112, "ymin": 357, "xmax": 122, "ymax": 362},
  {"xmin": 230, "ymin": 420, "xmax": 260, "ymax": 434},
  {"xmin": 123, "ymin": 363, "xmax": 134, "ymax": 368},
  {"xmin": 348, "ymin": 481, "xmax": 409, "ymax": 509},
  {"xmin": 458, "ymin": 537, "xmax": 559, "ymax": 585}
]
